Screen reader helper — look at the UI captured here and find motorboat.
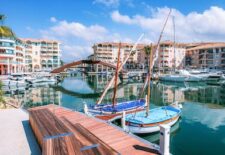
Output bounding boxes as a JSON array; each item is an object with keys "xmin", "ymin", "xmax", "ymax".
[
  {"xmin": 1, "ymin": 78, "xmax": 27, "ymax": 87},
  {"xmin": 30, "ymin": 76, "xmax": 56, "ymax": 84},
  {"xmin": 159, "ymin": 74, "xmax": 187, "ymax": 82},
  {"xmin": 10, "ymin": 73, "xmax": 36, "ymax": 84}
]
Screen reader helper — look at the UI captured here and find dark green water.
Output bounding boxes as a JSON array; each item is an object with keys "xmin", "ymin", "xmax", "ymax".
[{"xmin": 5, "ymin": 74, "xmax": 225, "ymax": 155}]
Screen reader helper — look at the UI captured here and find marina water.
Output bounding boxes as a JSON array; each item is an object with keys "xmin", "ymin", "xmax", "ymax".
[{"xmin": 4, "ymin": 74, "xmax": 225, "ymax": 155}]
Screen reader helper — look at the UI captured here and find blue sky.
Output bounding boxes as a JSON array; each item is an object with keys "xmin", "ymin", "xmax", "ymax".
[{"xmin": 1, "ymin": 0, "xmax": 225, "ymax": 62}]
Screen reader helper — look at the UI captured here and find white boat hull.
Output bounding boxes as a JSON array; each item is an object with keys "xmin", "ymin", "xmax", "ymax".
[
  {"xmin": 31, "ymin": 78, "xmax": 56, "ymax": 84},
  {"xmin": 185, "ymin": 76, "xmax": 202, "ymax": 82},
  {"xmin": 1, "ymin": 80, "xmax": 27, "ymax": 87},
  {"xmin": 159, "ymin": 75, "xmax": 186, "ymax": 82},
  {"xmin": 126, "ymin": 115, "xmax": 180, "ymax": 134}
]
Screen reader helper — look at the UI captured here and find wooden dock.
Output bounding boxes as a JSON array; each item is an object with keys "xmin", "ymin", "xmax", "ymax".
[{"xmin": 29, "ymin": 105, "xmax": 159, "ymax": 155}]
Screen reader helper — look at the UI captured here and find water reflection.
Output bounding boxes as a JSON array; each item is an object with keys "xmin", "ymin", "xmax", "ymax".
[
  {"xmin": 2, "ymin": 74, "xmax": 225, "ymax": 155},
  {"xmin": 4, "ymin": 85, "xmax": 61, "ymax": 109},
  {"xmin": 3, "ymin": 74, "xmax": 225, "ymax": 110}
]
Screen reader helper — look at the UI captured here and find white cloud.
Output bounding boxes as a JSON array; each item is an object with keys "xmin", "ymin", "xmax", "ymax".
[
  {"xmin": 184, "ymin": 103, "xmax": 225, "ymax": 130},
  {"xmin": 26, "ymin": 26, "xmax": 33, "ymax": 32},
  {"xmin": 111, "ymin": 6, "xmax": 225, "ymax": 42},
  {"xmin": 63, "ymin": 45, "xmax": 92, "ymax": 60},
  {"xmin": 40, "ymin": 19, "xmax": 135, "ymax": 62},
  {"xmin": 93, "ymin": 0, "xmax": 119, "ymax": 7},
  {"xmin": 45, "ymin": 20, "xmax": 107, "ymax": 41},
  {"xmin": 50, "ymin": 17, "xmax": 57, "ymax": 23},
  {"xmin": 111, "ymin": 10, "xmax": 134, "ymax": 24}
]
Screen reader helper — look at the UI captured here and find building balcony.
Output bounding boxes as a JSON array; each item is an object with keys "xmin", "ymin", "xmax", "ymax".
[
  {"xmin": 0, "ymin": 60, "xmax": 8, "ymax": 64},
  {"xmin": 16, "ymin": 50, "xmax": 24, "ymax": 54},
  {"xmin": 16, "ymin": 55, "xmax": 24, "ymax": 58},
  {"xmin": 0, "ymin": 59, "xmax": 18, "ymax": 65},
  {"xmin": 0, "ymin": 53, "xmax": 14, "ymax": 58},
  {"xmin": 25, "ymin": 60, "xmax": 32, "ymax": 64}
]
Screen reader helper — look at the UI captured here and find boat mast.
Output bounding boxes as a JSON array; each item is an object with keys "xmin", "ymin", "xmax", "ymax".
[
  {"xmin": 173, "ymin": 16, "xmax": 176, "ymax": 72},
  {"xmin": 96, "ymin": 34, "xmax": 144, "ymax": 105},
  {"xmin": 146, "ymin": 44, "xmax": 153, "ymax": 117},
  {"xmin": 139, "ymin": 9, "xmax": 172, "ymax": 98},
  {"xmin": 112, "ymin": 43, "xmax": 121, "ymax": 107}
]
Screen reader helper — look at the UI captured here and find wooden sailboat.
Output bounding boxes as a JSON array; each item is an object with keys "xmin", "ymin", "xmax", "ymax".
[
  {"xmin": 125, "ymin": 10, "xmax": 183, "ymax": 134},
  {"xmin": 88, "ymin": 36, "xmax": 146, "ymax": 119}
]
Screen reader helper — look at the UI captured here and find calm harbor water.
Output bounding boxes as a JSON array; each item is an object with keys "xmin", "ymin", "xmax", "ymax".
[{"xmin": 4, "ymin": 74, "xmax": 225, "ymax": 155}]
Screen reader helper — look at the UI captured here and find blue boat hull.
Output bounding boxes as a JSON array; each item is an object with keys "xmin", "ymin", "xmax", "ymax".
[{"xmin": 88, "ymin": 99, "xmax": 146, "ymax": 115}]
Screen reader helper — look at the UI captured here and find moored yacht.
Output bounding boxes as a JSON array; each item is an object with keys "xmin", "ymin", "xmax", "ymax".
[
  {"xmin": 29, "ymin": 76, "xmax": 56, "ymax": 84},
  {"xmin": 1, "ymin": 78, "xmax": 27, "ymax": 87},
  {"xmin": 159, "ymin": 73, "xmax": 187, "ymax": 82}
]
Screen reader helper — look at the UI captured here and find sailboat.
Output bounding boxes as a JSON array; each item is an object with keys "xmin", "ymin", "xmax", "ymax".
[
  {"xmin": 125, "ymin": 11, "xmax": 182, "ymax": 134},
  {"xmin": 87, "ymin": 36, "xmax": 146, "ymax": 119}
]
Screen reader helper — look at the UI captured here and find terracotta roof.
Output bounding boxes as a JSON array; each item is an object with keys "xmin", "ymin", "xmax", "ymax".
[
  {"xmin": 93, "ymin": 42, "xmax": 148, "ymax": 49},
  {"xmin": 160, "ymin": 40, "xmax": 186, "ymax": 46},
  {"xmin": 187, "ymin": 42, "xmax": 225, "ymax": 51}
]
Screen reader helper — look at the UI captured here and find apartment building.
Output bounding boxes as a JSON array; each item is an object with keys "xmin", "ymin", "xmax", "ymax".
[
  {"xmin": 92, "ymin": 41, "xmax": 187, "ymax": 71},
  {"xmin": 0, "ymin": 27, "xmax": 26, "ymax": 75},
  {"xmin": 92, "ymin": 42, "xmax": 146, "ymax": 68},
  {"xmin": 22, "ymin": 39, "xmax": 61, "ymax": 72},
  {"xmin": 186, "ymin": 43, "xmax": 225, "ymax": 69},
  {"xmin": 0, "ymin": 37, "xmax": 61, "ymax": 75},
  {"xmin": 137, "ymin": 41, "xmax": 186, "ymax": 71},
  {"xmin": 157, "ymin": 41, "xmax": 186, "ymax": 71}
]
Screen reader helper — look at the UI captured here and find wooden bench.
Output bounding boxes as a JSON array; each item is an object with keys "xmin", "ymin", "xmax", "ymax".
[
  {"xmin": 29, "ymin": 108, "xmax": 71, "ymax": 147},
  {"xmin": 62, "ymin": 118, "xmax": 119, "ymax": 155},
  {"xmin": 29, "ymin": 108, "xmax": 119, "ymax": 155}
]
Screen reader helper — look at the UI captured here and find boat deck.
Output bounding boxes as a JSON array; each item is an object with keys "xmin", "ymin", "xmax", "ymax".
[{"xmin": 29, "ymin": 104, "xmax": 159, "ymax": 155}]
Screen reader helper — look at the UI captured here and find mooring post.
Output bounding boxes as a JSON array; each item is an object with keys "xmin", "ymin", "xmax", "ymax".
[
  {"xmin": 145, "ymin": 95, "xmax": 148, "ymax": 107},
  {"xmin": 83, "ymin": 103, "xmax": 88, "ymax": 115},
  {"xmin": 121, "ymin": 111, "xmax": 126, "ymax": 131},
  {"xmin": 159, "ymin": 124, "xmax": 170, "ymax": 155}
]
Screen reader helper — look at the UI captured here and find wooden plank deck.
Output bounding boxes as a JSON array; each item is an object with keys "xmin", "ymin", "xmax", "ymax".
[{"xmin": 29, "ymin": 105, "xmax": 159, "ymax": 155}]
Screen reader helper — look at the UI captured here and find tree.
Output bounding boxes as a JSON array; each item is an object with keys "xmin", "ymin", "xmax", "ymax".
[
  {"xmin": 144, "ymin": 45, "xmax": 151, "ymax": 55},
  {"xmin": 144, "ymin": 45, "xmax": 152, "ymax": 69},
  {"xmin": 0, "ymin": 81, "xmax": 4, "ymax": 103},
  {"xmin": 0, "ymin": 14, "xmax": 6, "ymax": 25},
  {"xmin": 60, "ymin": 60, "xmax": 64, "ymax": 66},
  {"xmin": 0, "ymin": 14, "xmax": 16, "ymax": 38}
]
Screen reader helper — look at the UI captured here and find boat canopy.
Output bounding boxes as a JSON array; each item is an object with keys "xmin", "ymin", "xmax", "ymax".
[{"xmin": 94, "ymin": 99, "xmax": 145, "ymax": 113}]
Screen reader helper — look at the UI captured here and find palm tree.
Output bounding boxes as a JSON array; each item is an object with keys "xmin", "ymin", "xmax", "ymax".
[
  {"xmin": 0, "ymin": 81, "xmax": 4, "ymax": 103},
  {"xmin": 144, "ymin": 45, "xmax": 151, "ymax": 55},
  {"xmin": 0, "ymin": 14, "xmax": 6, "ymax": 25},
  {"xmin": 144, "ymin": 45, "xmax": 152, "ymax": 69},
  {"xmin": 0, "ymin": 14, "xmax": 16, "ymax": 38}
]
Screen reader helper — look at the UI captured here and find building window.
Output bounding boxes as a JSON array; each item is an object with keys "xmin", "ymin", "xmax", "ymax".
[{"xmin": 216, "ymin": 48, "xmax": 219, "ymax": 53}]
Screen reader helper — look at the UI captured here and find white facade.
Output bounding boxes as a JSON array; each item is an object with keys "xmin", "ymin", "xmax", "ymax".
[
  {"xmin": 22, "ymin": 39, "xmax": 61, "ymax": 72},
  {"xmin": 157, "ymin": 41, "xmax": 186, "ymax": 71},
  {"xmin": 0, "ymin": 37, "xmax": 61, "ymax": 75},
  {"xmin": 92, "ymin": 42, "xmax": 144, "ymax": 65},
  {"xmin": 0, "ymin": 38, "xmax": 26, "ymax": 75}
]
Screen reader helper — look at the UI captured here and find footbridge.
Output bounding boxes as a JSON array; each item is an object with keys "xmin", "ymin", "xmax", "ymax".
[{"xmin": 51, "ymin": 60, "xmax": 128, "ymax": 74}]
